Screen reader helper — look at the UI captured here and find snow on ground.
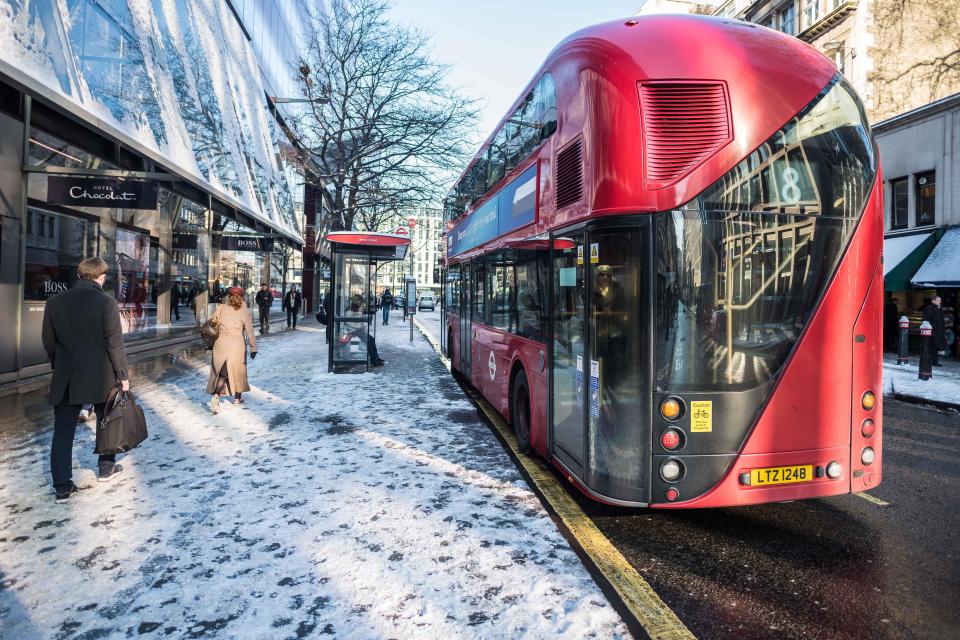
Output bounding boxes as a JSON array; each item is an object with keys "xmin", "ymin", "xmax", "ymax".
[
  {"xmin": 883, "ymin": 354, "xmax": 960, "ymax": 407},
  {"xmin": 0, "ymin": 322, "xmax": 629, "ymax": 639}
]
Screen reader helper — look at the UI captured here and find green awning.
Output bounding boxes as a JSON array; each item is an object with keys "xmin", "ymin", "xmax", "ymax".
[{"xmin": 883, "ymin": 230, "xmax": 940, "ymax": 291}]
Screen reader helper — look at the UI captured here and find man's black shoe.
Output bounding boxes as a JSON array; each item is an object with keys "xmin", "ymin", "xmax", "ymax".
[
  {"xmin": 933, "ymin": 363, "xmax": 942, "ymax": 367},
  {"xmin": 373, "ymin": 358, "xmax": 386, "ymax": 366},
  {"xmin": 98, "ymin": 464, "xmax": 124, "ymax": 483},
  {"xmin": 55, "ymin": 483, "xmax": 82, "ymax": 503}
]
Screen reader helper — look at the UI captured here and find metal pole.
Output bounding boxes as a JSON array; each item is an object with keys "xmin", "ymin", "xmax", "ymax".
[
  {"xmin": 896, "ymin": 315, "xmax": 910, "ymax": 365},
  {"xmin": 409, "ymin": 242, "xmax": 415, "ymax": 343}
]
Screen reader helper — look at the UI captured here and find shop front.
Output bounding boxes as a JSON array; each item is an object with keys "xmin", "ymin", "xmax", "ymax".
[{"xmin": 0, "ymin": 96, "xmax": 299, "ymax": 386}]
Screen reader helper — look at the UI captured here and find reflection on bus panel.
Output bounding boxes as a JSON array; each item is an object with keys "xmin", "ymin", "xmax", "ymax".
[{"xmin": 441, "ymin": 15, "xmax": 883, "ymax": 508}]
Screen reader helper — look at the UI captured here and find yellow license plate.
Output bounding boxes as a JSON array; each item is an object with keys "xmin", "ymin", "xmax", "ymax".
[{"xmin": 750, "ymin": 465, "xmax": 813, "ymax": 486}]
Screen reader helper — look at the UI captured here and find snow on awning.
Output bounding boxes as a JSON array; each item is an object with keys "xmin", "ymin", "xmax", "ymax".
[
  {"xmin": 883, "ymin": 231, "xmax": 937, "ymax": 291},
  {"xmin": 911, "ymin": 227, "xmax": 960, "ymax": 288}
]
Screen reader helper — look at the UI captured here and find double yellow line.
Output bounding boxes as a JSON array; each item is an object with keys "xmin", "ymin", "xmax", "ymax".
[{"xmin": 413, "ymin": 319, "xmax": 694, "ymax": 640}]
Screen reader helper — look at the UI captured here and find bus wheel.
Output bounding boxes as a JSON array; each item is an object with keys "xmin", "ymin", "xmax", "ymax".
[{"xmin": 511, "ymin": 369, "xmax": 532, "ymax": 453}]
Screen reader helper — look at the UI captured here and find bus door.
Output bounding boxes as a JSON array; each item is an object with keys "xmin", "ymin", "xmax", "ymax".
[
  {"xmin": 552, "ymin": 227, "xmax": 651, "ymax": 503},
  {"xmin": 551, "ymin": 232, "xmax": 586, "ymax": 476},
  {"xmin": 459, "ymin": 263, "xmax": 472, "ymax": 376}
]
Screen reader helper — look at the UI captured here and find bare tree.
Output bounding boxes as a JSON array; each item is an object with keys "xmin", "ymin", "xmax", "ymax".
[
  {"xmin": 271, "ymin": 243, "xmax": 296, "ymax": 293},
  {"xmin": 291, "ymin": 0, "xmax": 477, "ymax": 232},
  {"xmin": 870, "ymin": 0, "xmax": 960, "ymax": 120}
]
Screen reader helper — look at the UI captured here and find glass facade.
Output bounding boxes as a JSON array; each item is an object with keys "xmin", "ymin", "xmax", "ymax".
[{"xmin": 1, "ymin": 0, "xmax": 299, "ymax": 236}]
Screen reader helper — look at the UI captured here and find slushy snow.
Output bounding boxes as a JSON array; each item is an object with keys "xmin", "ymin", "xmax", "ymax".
[{"xmin": 0, "ymin": 321, "xmax": 630, "ymax": 639}]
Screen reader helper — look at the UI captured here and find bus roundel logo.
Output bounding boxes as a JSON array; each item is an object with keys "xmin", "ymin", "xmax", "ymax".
[{"xmin": 488, "ymin": 351, "xmax": 496, "ymax": 381}]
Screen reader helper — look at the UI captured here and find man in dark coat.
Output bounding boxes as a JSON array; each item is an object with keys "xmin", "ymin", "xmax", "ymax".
[
  {"xmin": 170, "ymin": 282, "xmax": 181, "ymax": 321},
  {"xmin": 282, "ymin": 285, "xmax": 303, "ymax": 329},
  {"xmin": 42, "ymin": 257, "xmax": 130, "ymax": 501},
  {"xmin": 255, "ymin": 282, "xmax": 274, "ymax": 334},
  {"xmin": 380, "ymin": 288, "xmax": 394, "ymax": 325},
  {"xmin": 922, "ymin": 296, "xmax": 947, "ymax": 366}
]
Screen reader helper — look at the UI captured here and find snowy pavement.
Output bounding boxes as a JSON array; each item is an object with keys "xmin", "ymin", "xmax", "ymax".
[
  {"xmin": 883, "ymin": 354, "xmax": 960, "ymax": 408},
  {"xmin": 0, "ymin": 321, "xmax": 629, "ymax": 639}
]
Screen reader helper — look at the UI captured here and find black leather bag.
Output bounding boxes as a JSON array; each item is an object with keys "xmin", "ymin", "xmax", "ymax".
[
  {"xmin": 199, "ymin": 316, "xmax": 220, "ymax": 350},
  {"xmin": 94, "ymin": 389, "xmax": 148, "ymax": 455}
]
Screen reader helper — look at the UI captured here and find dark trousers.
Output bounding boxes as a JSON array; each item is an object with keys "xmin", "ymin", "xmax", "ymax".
[
  {"xmin": 171, "ymin": 303, "xmax": 180, "ymax": 321},
  {"xmin": 287, "ymin": 308, "xmax": 298, "ymax": 328},
  {"xmin": 258, "ymin": 306, "xmax": 269, "ymax": 333},
  {"xmin": 52, "ymin": 403, "xmax": 115, "ymax": 491}
]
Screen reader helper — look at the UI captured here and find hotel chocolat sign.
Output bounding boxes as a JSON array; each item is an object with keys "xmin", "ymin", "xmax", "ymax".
[{"xmin": 47, "ymin": 177, "xmax": 158, "ymax": 210}]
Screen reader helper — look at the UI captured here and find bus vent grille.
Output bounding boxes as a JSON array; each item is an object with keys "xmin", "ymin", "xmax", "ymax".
[
  {"xmin": 640, "ymin": 82, "xmax": 732, "ymax": 189},
  {"xmin": 555, "ymin": 137, "xmax": 583, "ymax": 208}
]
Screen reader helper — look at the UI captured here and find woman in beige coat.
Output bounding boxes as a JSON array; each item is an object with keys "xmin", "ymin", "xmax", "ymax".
[{"xmin": 206, "ymin": 287, "xmax": 257, "ymax": 413}]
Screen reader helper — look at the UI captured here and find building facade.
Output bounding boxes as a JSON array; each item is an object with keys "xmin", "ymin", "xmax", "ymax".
[
  {"xmin": 0, "ymin": 0, "xmax": 306, "ymax": 386},
  {"xmin": 375, "ymin": 209, "xmax": 444, "ymax": 300},
  {"xmin": 874, "ymin": 93, "xmax": 959, "ymax": 356}
]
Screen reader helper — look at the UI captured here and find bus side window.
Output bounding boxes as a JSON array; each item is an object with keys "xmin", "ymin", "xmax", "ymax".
[
  {"xmin": 473, "ymin": 265, "xmax": 486, "ymax": 323},
  {"xmin": 490, "ymin": 261, "xmax": 514, "ymax": 332},
  {"xmin": 515, "ymin": 258, "xmax": 544, "ymax": 342}
]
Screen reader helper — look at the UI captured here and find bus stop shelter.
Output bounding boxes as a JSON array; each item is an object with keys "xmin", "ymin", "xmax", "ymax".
[{"xmin": 326, "ymin": 231, "xmax": 410, "ymax": 372}]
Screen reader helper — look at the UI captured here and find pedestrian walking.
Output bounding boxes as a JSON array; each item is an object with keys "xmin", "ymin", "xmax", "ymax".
[
  {"xmin": 255, "ymin": 282, "xmax": 274, "ymax": 334},
  {"xmin": 922, "ymin": 296, "xmax": 947, "ymax": 366},
  {"xmin": 206, "ymin": 287, "xmax": 258, "ymax": 413},
  {"xmin": 170, "ymin": 282, "xmax": 181, "ymax": 321},
  {"xmin": 41, "ymin": 257, "xmax": 129, "ymax": 502},
  {"xmin": 282, "ymin": 285, "xmax": 302, "ymax": 329},
  {"xmin": 381, "ymin": 288, "xmax": 394, "ymax": 325}
]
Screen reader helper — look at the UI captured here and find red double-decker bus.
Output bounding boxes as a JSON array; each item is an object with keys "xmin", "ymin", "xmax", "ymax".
[{"xmin": 440, "ymin": 15, "xmax": 883, "ymax": 508}]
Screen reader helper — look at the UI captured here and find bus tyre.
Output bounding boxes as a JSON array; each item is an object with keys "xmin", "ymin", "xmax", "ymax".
[{"xmin": 511, "ymin": 369, "xmax": 532, "ymax": 453}]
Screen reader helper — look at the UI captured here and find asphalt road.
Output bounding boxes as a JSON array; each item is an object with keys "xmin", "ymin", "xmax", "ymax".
[{"xmin": 572, "ymin": 399, "xmax": 960, "ymax": 640}]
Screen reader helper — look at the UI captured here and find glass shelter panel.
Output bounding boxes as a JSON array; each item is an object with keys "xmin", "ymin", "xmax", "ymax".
[{"xmin": 333, "ymin": 254, "xmax": 371, "ymax": 365}]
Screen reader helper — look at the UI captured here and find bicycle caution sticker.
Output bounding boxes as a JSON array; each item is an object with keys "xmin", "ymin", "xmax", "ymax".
[{"xmin": 690, "ymin": 400, "xmax": 713, "ymax": 433}]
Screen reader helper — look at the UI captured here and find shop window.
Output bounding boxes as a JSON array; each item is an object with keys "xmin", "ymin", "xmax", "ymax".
[
  {"xmin": 915, "ymin": 172, "xmax": 935, "ymax": 227},
  {"xmin": 890, "ymin": 177, "xmax": 908, "ymax": 229},
  {"xmin": 24, "ymin": 208, "xmax": 97, "ymax": 301}
]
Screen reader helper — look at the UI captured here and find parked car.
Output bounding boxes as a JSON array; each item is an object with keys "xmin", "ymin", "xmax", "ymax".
[{"xmin": 418, "ymin": 293, "xmax": 436, "ymax": 311}]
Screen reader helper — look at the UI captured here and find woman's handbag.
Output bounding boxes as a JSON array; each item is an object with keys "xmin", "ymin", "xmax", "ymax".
[
  {"xmin": 200, "ymin": 316, "xmax": 220, "ymax": 350},
  {"xmin": 94, "ymin": 388, "xmax": 148, "ymax": 455}
]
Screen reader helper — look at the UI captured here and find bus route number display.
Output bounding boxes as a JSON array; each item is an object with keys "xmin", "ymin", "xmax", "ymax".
[{"xmin": 690, "ymin": 400, "xmax": 713, "ymax": 432}]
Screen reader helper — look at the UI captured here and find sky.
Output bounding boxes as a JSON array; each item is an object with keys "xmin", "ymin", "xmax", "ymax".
[{"xmin": 386, "ymin": 1, "xmax": 640, "ymax": 143}]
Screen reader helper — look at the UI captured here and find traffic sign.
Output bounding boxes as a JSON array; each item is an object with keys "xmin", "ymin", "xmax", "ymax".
[
  {"xmin": 408, "ymin": 217, "xmax": 417, "ymax": 228},
  {"xmin": 395, "ymin": 227, "xmax": 409, "ymax": 235}
]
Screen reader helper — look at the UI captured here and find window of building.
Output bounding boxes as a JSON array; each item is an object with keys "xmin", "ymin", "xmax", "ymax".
[
  {"xmin": 890, "ymin": 177, "xmax": 908, "ymax": 229},
  {"xmin": 915, "ymin": 172, "xmax": 935, "ymax": 227},
  {"xmin": 803, "ymin": 0, "xmax": 820, "ymax": 28},
  {"xmin": 777, "ymin": 3, "xmax": 796, "ymax": 34}
]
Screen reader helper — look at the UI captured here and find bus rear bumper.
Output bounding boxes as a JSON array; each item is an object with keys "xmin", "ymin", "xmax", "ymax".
[{"xmin": 652, "ymin": 446, "xmax": 869, "ymax": 509}]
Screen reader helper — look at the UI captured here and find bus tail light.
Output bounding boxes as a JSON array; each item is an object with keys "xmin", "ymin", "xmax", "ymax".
[
  {"xmin": 660, "ymin": 429, "xmax": 682, "ymax": 451},
  {"xmin": 861, "ymin": 391, "xmax": 876, "ymax": 411},
  {"xmin": 861, "ymin": 419, "xmax": 876, "ymax": 438},
  {"xmin": 861, "ymin": 447, "xmax": 875, "ymax": 465},
  {"xmin": 660, "ymin": 397, "xmax": 683, "ymax": 421},
  {"xmin": 660, "ymin": 459, "xmax": 683, "ymax": 482},
  {"xmin": 665, "ymin": 487, "xmax": 679, "ymax": 501},
  {"xmin": 826, "ymin": 461, "xmax": 842, "ymax": 479}
]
